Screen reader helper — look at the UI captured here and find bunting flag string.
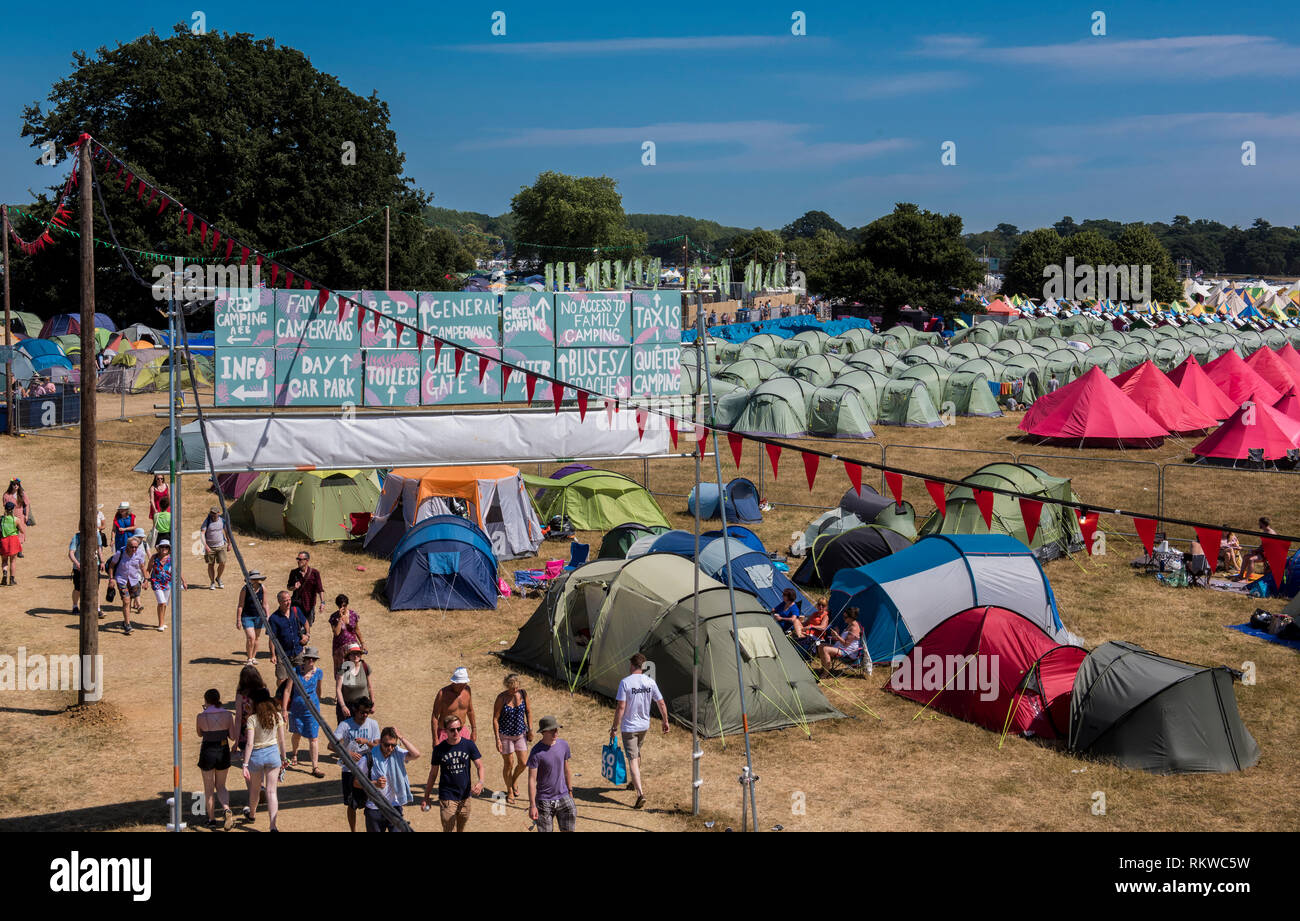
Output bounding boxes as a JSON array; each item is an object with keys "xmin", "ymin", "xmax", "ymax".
[
  {"xmin": 802, "ymin": 451, "xmax": 819, "ymax": 491},
  {"xmin": 884, "ymin": 471, "xmax": 903, "ymax": 509},
  {"xmin": 73, "ymin": 132, "xmax": 1300, "ymax": 552},
  {"xmin": 1077, "ymin": 510, "xmax": 1100, "ymax": 555},
  {"xmin": 576, "ymin": 390, "xmax": 588, "ymax": 423},
  {"xmin": 973, "ymin": 488, "xmax": 995, "ymax": 530},
  {"xmin": 1134, "ymin": 516, "xmax": 1158, "ymax": 556},
  {"xmin": 925, "ymin": 480, "xmax": 947, "ymax": 518}
]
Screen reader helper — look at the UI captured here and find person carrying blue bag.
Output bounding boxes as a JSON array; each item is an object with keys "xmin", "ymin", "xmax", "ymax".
[{"xmin": 609, "ymin": 653, "xmax": 669, "ymax": 811}]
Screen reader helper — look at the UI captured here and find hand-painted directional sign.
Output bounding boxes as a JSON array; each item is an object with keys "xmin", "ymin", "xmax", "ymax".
[
  {"xmin": 418, "ymin": 292, "xmax": 500, "ymax": 347},
  {"xmin": 276, "ymin": 290, "xmax": 361, "ymax": 349},
  {"xmin": 501, "ymin": 292, "xmax": 555, "ymax": 348},
  {"xmin": 214, "ymin": 348, "xmax": 275, "ymax": 406},
  {"xmin": 632, "ymin": 290, "xmax": 682, "ymax": 344},
  {"xmin": 358, "ymin": 290, "xmax": 420, "ymax": 350},
  {"xmin": 555, "ymin": 292, "xmax": 631, "ymax": 347},
  {"xmin": 632, "ymin": 343, "xmax": 681, "ymax": 396},
  {"xmin": 501, "ymin": 346, "xmax": 555, "ymax": 402},
  {"xmin": 555, "ymin": 347, "xmax": 631, "ymax": 399},
  {"xmin": 363, "ymin": 349, "xmax": 421, "ymax": 406},
  {"xmin": 274, "ymin": 348, "xmax": 363, "ymax": 406},
  {"xmin": 214, "ymin": 288, "xmax": 276, "ymax": 348},
  {"xmin": 421, "ymin": 346, "xmax": 502, "ymax": 406}
]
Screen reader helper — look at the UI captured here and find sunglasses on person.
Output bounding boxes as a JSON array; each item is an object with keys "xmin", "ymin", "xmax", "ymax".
[
  {"xmin": 379, "ymin": 740, "xmax": 397, "ymax": 750},
  {"xmin": 446, "ymin": 724, "xmax": 462, "ymax": 734},
  {"xmin": 296, "ymin": 556, "xmax": 308, "ymax": 562}
]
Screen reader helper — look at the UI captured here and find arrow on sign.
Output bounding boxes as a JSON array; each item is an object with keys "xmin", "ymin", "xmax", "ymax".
[
  {"xmin": 231, "ymin": 383, "xmax": 268, "ymax": 400},
  {"xmin": 382, "ymin": 325, "xmax": 397, "ymax": 348},
  {"xmin": 341, "ymin": 355, "xmax": 352, "ymax": 373},
  {"xmin": 387, "ymin": 385, "xmax": 397, "ymax": 403}
]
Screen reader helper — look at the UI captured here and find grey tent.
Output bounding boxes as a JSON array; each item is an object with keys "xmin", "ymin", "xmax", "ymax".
[
  {"xmin": 807, "ymin": 385, "xmax": 876, "ymax": 438},
  {"xmin": 1069, "ymin": 641, "xmax": 1260, "ymax": 774},
  {"xmin": 735, "ymin": 333, "xmax": 787, "ymax": 360},
  {"xmin": 878, "ymin": 378, "xmax": 944, "ymax": 427},
  {"xmin": 789, "ymin": 353, "xmax": 847, "ymax": 388},
  {"xmin": 500, "ymin": 554, "xmax": 844, "ymax": 737},
  {"xmin": 731, "ymin": 376, "xmax": 815, "ymax": 437},
  {"xmin": 715, "ymin": 357, "xmax": 781, "ymax": 389},
  {"xmin": 845, "ymin": 348, "xmax": 900, "ymax": 376}
]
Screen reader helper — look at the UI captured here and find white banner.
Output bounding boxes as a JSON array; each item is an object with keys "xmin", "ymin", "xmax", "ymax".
[{"xmin": 138, "ymin": 410, "xmax": 675, "ymax": 473}]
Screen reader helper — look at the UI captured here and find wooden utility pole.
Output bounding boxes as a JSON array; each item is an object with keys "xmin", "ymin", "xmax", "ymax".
[
  {"xmin": 384, "ymin": 205, "xmax": 390, "ymax": 290},
  {"xmin": 77, "ymin": 141, "xmax": 98, "ymax": 704},
  {"xmin": 2, "ymin": 205, "xmax": 14, "ymax": 436}
]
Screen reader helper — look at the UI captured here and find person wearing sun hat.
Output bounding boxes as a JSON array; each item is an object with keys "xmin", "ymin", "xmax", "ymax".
[
  {"xmin": 528, "ymin": 716, "xmax": 576, "ymax": 832},
  {"xmin": 201, "ymin": 506, "xmax": 230, "ymax": 589},
  {"xmin": 284, "ymin": 645, "xmax": 326, "ymax": 778},
  {"xmin": 111, "ymin": 501, "xmax": 136, "ymax": 555},
  {"xmin": 0, "ymin": 501, "xmax": 23, "ymax": 587},
  {"xmin": 431, "ymin": 667, "xmax": 476, "ymax": 746},
  {"xmin": 235, "ymin": 570, "xmax": 269, "ymax": 666}
]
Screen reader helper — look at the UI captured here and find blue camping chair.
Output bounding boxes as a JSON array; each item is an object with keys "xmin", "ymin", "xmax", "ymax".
[{"xmin": 563, "ymin": 541, "xmax": 590, "ymax": 571}]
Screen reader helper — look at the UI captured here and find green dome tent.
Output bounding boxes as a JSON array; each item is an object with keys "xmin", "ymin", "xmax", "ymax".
[
  {"xmin": 808, "ymin": 385, "xmax": 876, "ymax": 438},
  {"xmin": 845, "ymin": 348, "xmax": 899, "ymax": 375},
  {"xmin": 735, "ymin": 333, "xmax": 786, "ymax": 360},
  {"xmin": 1180, "ymin": 335, "xmax": 1214, "ymax": 365},
  {"xmin": 895, "ymin": 362, "xmax": 951, "ymax": 409},
  {"xmin": 501, "ymin": 554, "xmax": 844, "ymax": 737},
  {"xmin": 1042, "ymin": 348, "xmax": 1086, "ymax": 384},
  {"xmin": 731, "ymin": 376, "xmax": 816, "ymax": 437},
  {"xmin": 948, "ymin": 341, "xmax": 991, "ymax": 363},
  {"xmin": 788, "ymin": 353, "xmax": 847, "ymax": 388},
  {"xmin": 1076, "ymin": 345, "xmax": 1121, "ymax": 377},
  {"xmin": 945, "ymin": 369, "xmax": 1003, "ymax": 416},
  {"xmin": 528, "ymin": 469, "xmax": 670, "ymax": 532},
  {"xmin": 898, "ymin": 344, "xmax": 956, "ymax": 370},
  {"xmin": 1001, "ymin": 318, "xmax": 1038, "ymax": 341},
  {"xmin": 1117, "ymin": 341, "xmax": 1154, "ymax": 372},
  {"xmin": 715, "ymin": 357, "xmax": 781, "ymax": 389},
  {"xmin": 228, "ymin": 469, "xmax": 382, "ymax": 543},
  {"xmin": 918, "ymin": 462, "xmax": 1084, "ymax": 560},
  {"xmin": 827, "ymin": 327, "xmax": 874, "ymax": 353},
  {"xmin": 782, "ymin": 329, "xmax": 832, "ymax": 358},
  {"xmin": 878, "ymin": 378, "xmax": 945, "ymax": 427},
  {"xmin": 949, "ymin": 320, "xmax": 1001, "ymax": 346},
  {"xmin": 711, "ymin": 386, "xmax": 753, "ymax": 429},
  {"xmin": 1151, "ymin": 339, "xmax": 1190, "ymax": 372},
  {"xmin": 990, "ymin": 339, "xmax": 1035, "ymax": 359}
]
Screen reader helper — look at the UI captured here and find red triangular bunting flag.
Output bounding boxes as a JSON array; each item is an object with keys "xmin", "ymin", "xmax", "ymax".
[
  {"xmin": 356, "ymin": 305, "xmax": 366, "ymax": 331},
  {"xmin": 727, "ymin": 433, "xmax": 744, "ymax": 468},
  {"xmin": 1077, "ymin": 509, "xmax": 1100, "ymax": 555},
  {"xmin": 337, "ymin": 297, "xmax": 348, "ymax": 325},
  {"xmin": 1262, "ymin": 537, "xmax": 1290, "ymax": 583},
  {"xmin": 124, "ymin": 173, "xmax": 133, "ymax": 193},
  {"xmin": 667, "ymin": 416, "xmax": 678, "ymax": 448},
  {"xmin": 502, "ymin": 364, "xmax": 512, "ymax": 392},
  {"xmin": 1019, "ymin": 498, "xmax": 1043, "ymax": 545},
  {"xmin": 1192, "ymin": 527, "xmax": 1221, "ymax": 561},
  {"xmin": 525, "ymin": 372, "xmax": 536, "ymax": 405},
  {"xmin": 765, "ymin": 443, "xmax": 781, "ymax": 479},
  {"xmin": 884, "ymin": 471, "xmax": 904, "ymax": 509},
  {"xmin": 317, "ymin": 287, "xmax": 328, "ymax": 307},
  {"xmin": 284, "ymin": 271, "xmax": 294, "ymax": 289},
  {"xmin": 225, "ymin": 238, "xmax": 234, "ymax": 260},
  {"xmin": 478, "ymin": 355, "xmax": 490, "ymax": 385},
  {"xmin": 186, "ymin": 213, "xmax": 194, "ymax": 235},
  {"xmin": 453, "ymin": 348, "xmax": 464, "ymax": 377},
  {"xmin": 415, "ymin": 330, "xmax": 425, "ymax": 350},
  {"xmin": 636, "ymin": 407, "xmax": 648, "ymax": 441},
  {"xmin": 302, "ymin": 280, "xmax": 313, "ymax": 294},
  {"xmin": 925, "ymin": 480, "xmax": 947, "ymax": 518},
  {"xmin": 270, "ymin": 264, "xmax": 279, "ymax": 286},
  {"xmin": 694, "ymin": 424, "xmax": 706, "ymax": 457},
  {"xmin": 844, "ymin": 461, "xmax": 862, "ymax": 496},
  {"xmin": 434, "ymin": 339, "xmax": 442, "ymax": 367},
  {"xmin": 240, "ymin": 246, "xmax": 248, "ymax": 266},
  {"xmin": 802, "ymin": 451, "xmax": 819, "ymax": 491},
  {"xmin": 211, "ymin": 229, "xmax": 221, "ymax": 252},
  {"xmin": 373, "ymin": 308, "xmax": 382, "ymax": 333},
  {"xmin": 1133, "ymin": 517, "xmax": 1158, "ymax": 556},
  {"xmin": 576, "ymin": 390, "xmax": 588, "ymax": 422},
  {"xmin": 136, "ymin": 180, "xmax": 145, "ymax": 201},
  {"xmin": 974, "ymin": 489, "xmax": 994, "ymax": 529},
  {"xmin": 147, "ymin": 187, "xmax": 158, "ymax": 207},
  {"xmin": 552, "ymin": 383, "xmax": 564, "ymax": 414}
]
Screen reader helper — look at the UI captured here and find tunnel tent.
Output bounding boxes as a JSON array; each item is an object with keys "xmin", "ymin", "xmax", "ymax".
[
  {"xmin": 365, "ymin": 465, "xmax": 545, "ymax": 560},
  {"xmin": 827, "ymin": 327, "xmax": 875, "ymax": 353},
  {"xmin": 710, "ymin": 387, "xmax": 753, "ymax": 429},
  {"xmin": 788, "ymin": 353, "xmax": 847, "ymax": 388},
  {"xmin": 917, "ymin": 462, "xmax": 1085, "ymax": 560},
  {"xmin": 500, "ymin": 554, "xmax": 844, "ymax": 737},
  {"xmin": 990, "ymin": 338, "xmax": 1036, "ymax": 359},
  {"xmin": 735, "ymin": 333, "xmax": 787, "ymax": 360},
  {"xmin": 898, "ymin": 344, "xmax": 955, "ymax": 370},
  {"xmin": 730, "ymin": 376, "xmax": 816, "ymax": 437},
  {"xmin": 1068, "ymin": 641, "xmax": 1260, "ymax": 774},
  {"xmin": 782, "ymin": 329, "xmax": 832, "ymax": 358},
  {"xmin": 844, "ymin": 348, "xmax": 900, "ymax": 376},
  {"xmin": 792, "ymin": 523, "xmax": 912, "ymax": 589},
  {"xmin": 944, "ymin": 369, "xmax": 1003, "ymax": 417},
  {"xmin": 895, "ymin": 363, "xmax": 951, "ymax": 410},
  {"xmin": 948, "ymin": 341, "xmax": 991, "ymax": 363},
  {"xmin": 227, "ymin": 469, "xmax": 382, "ymax": 543},
  {"xmin": 529, "ymin": 469, "xmax": 670, "ymax": 532},
  {"xmin": 949, "ymin": 320, "xmax": 1002, "ymax": 346},
  {"xmin": 1074, "ymin": 344, "xmax": 1122, "ymax": 378},
  {"xmin": 877, "ymin": 378, "xmax": 945, "ymax": 427},
  {"xmin": 1042, "ymin": 348, "xmax": 1086, "ymax": 383},
  {"xmin": 687, "ymin": 477, "xmax": 763, "ymax": 523},
  {"xmin": 1150, "ymin": 338, "xmax": 1190, "ymax": 372},
  {"xmin": 1116, "ymin": 341, "xmax": 1155, "ymax": 372},
  {"xmin": 807, "ymin": 384, "xmax": 876, "ymax": 438},
  {"xmin": 714, "ymin": 357, "xmax": 782, "ymax": 389},
  {"xmin": 833, "ymin": 367, "xmax": 890, "ymax": 406},
  {"xmin": 385, "ymin": 514, "xmax": 499, "ymax": 611},
  {"xmin": 596, "ymin": 522, "xmax": 672, "ymax": 560}
]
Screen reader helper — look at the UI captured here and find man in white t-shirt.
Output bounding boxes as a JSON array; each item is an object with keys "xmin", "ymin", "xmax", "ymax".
[{"xmin": 609, "ymin": 653, "xmax": 668, "ymax": 810}]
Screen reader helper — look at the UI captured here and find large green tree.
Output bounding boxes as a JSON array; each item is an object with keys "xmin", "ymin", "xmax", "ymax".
[
  {"xmin": 1114, "ymin": 224, "xmax": 1179, "ymax": 301},
  {"xmin": 783, "ymin": 228, "xmax": 848, "ymax": 295},
  {"xmin": 14, "ymin": 25, "xmax": 468, "ymax": 324},
  {"xmin": 1003, "ymin": 228, "xmax": 1063, "ymax": 298},
  {"xmin": 781, "ymin": 209, "xmax": 849, "ymax": 240},
  {"xmin": 509, "ymin": 171, "xmax": 645, "ymax": 268},
  {"xmin": 825, "ymin": 203, "xmax": 982, "ymax": 326}
]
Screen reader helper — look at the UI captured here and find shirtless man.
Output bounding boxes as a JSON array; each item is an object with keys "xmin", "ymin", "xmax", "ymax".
[{"xmin": 431, "ymin": 667, "xmax": 476, "ymax": 746}]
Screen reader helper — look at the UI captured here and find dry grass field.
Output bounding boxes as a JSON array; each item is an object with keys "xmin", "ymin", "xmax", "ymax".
[{"xmin": 0, "ymin": 390, "xmax": 1296, "ymax": 833}]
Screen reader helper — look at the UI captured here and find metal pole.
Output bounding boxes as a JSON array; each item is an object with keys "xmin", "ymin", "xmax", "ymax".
[
  {"xmin": 384, "ymin": 206, "xmax": 390, "ymax": 290},
  {"xmin": 3, "ymin": 204, "xmax": 14, "ymax": 436},
  {"xmin": 690, "ymin": 388, "xmax": 702, "ymax": 816},
  {"xmin": 167, "ymin": 284, "xmax": 185, "ymax": 831},
  {"xmin": 77, "ymin": 141, "xmax": 99, "ymax": 706},
  {"xmin": 696, "ymin": 293, "xmax": 759, "ymax": 830}
]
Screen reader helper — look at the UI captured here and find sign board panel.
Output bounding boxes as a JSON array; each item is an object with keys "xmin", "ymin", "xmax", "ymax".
[
  {"xmin": 362, "ymin": 349, "xmax": 421, "ymax": 407},
  {"xmin": 632, "ymin": 343, "xmax": 681, "ymax": 397},
  {"xmin": 501, "ymin": 292, "xmax": 555, "ymax": 348},
  {"xmin": 214, "ymin": 348, "xmax": 275, "ymax": 406},
  {"xmin": 421, "ymin": 346, "xmax": 502, "ymax": 406},
  {"xmin": 555, "ymin": 292, "xmax": 631, "ymax": 347},
  {"xmin": 357, "ymin": 290, "xmax": 420, "ymax": 350},
  {"xmin": 275, "ymin": 290, "xmax": 361, "ymax": 350},
  {"xmin": 214, "ymin": 287, "xmax": 276, "ymax": 348},
  {"xmin": 500, "ymin": 346, "xmax": 555, "ymax": 403},
  {"xmin": 554, "ymin": 347, "xmax": 631, "ymax": 400},
  {"xmin": 418, "ymin": 292, "xmax": 500, "ymax": 347},
  {"xmin": 274, "ymin": 348, "xmax": 363, "ymax": 406},
  {"xmin": 631, "ymin": 289, "xmax": 682, "ymax": 344}
]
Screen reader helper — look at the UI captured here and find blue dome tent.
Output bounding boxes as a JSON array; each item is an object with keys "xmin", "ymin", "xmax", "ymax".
[
  {"xmin": 696, "ymin": 537, "xmax": 812, "ymax": 616},
  {"xmin": 687, "ymin": 477, "xmax": 762, "ymax": 523},
  {"xmin": 386, "ymin": 515, "xmax": 499, "ymax": 611}
]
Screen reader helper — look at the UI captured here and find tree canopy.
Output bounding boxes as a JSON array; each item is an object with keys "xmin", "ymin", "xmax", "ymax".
[
  {"xmin": 11, "ymin": 25, "xmax": 468, "ymax": 323},
  {"xmin": 509, "ymin": 171, "xmax": 645, "ymax": 268}
]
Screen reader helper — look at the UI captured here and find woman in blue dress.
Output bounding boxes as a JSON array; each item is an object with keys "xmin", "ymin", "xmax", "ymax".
[{"xmin": 284, "ymin": 646, "xmax": 325, "ymax": 777}]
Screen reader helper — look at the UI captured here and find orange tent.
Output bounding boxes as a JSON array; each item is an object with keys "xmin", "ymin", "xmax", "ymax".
[{"xmin": 985, "ymin": 299, "xmax": 1020, "ymax": 316}]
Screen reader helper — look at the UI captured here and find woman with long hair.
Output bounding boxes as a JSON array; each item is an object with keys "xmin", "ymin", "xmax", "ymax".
[
  {"xmin": 232, "ymin": 665, "xmax": 266, "ymax": 765},
  {"xmin": 147, "ymin": 474, "xmax": 169, "ymax": 523},
  {"xmin": 241, "ymin": 687, "xmax": 286, "ymax": 830},
  {"xmin": 196, "ymin": 689, "xmax": 236, "ymax": 829},
  {"xmin": 492, "ymin": 674, "xmax": 532, "ymax": 804}
]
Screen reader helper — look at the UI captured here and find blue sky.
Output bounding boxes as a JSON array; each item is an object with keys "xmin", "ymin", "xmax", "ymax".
[{"xmin": 2, "ymin": 1, "xmax": 1297, "ymax": 233}]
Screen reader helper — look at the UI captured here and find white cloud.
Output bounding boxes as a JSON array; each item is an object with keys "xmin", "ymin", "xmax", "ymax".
[{"xmin": 845, "ymin": 71, "xmax": 969, "ymax": 99}]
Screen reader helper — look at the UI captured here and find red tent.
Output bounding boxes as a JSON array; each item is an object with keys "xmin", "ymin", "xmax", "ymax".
[
  {"xmin": 887, "ymin": 606, "xmax": 1086, "ymax": 740},
  {"xmin": 1274, "ymin": 342, "xmax": 1300, "ymax": 379},
  {"xmin": 985, "ymin": 298, "xmax": 1019, "ymax": 316},
  {"xmin": 1274, "ymin": 388, "xmax": 1300, "ymax": 422},
  {"xmin": 1192, "ymin": 400, "xmax": 1300, "ymax": 461},
  {"xmin": 1167, "ymin": 356, "xmax": 1239, "ymax": 420},
  {"xmin": 1243, "ymin": 345, "xmax": 1299, "ymax": 396},
  {"xmin": 1202, "ymin": 349, "xmax": 1282, "ymax": 405},
  {"xmin": 1019, "ymin": 365, "xmax": 1169, "ymax": 446},
  {"xmin": 1111, "ymin": 361, "xmax": 1218, "ymax": 434}
]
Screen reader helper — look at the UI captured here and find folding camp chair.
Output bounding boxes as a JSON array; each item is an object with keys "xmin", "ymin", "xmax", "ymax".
[
  {"xmin": 563, "ymin": 541, "xmax": 590, "ymax": 571},
  {"xmin": 1184, "ymin": 552, "xmax": 1212, "ymax": 588}
]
